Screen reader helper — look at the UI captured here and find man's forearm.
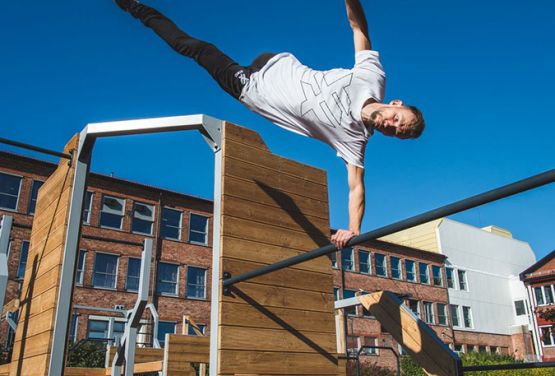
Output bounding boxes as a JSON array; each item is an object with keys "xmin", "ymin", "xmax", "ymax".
[
  {"xmin": 348, "ymin": 183, "xmax": 365, "ymax": 235},
  {"xmin": 345, "ymin": 0, "xmax": 369, "ymax": 34}
]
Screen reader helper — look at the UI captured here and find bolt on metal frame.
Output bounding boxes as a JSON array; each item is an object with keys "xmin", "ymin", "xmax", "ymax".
[
  {"xmin": 49, "ymin": 115, "xmax": 224, "ymax": 376},
  {"xmin": 222, "ymin": 169, "xmax": 555, "ymax": 290}
]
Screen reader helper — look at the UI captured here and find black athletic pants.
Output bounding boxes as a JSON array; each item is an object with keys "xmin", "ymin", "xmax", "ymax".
[{"xmin": 130, "ymin": 4, "xmax": 275, "ymax": 99}]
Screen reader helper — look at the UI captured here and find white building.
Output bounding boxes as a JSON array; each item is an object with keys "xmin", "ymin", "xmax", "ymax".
[{"xmin": 381, "ymin": 218, "xmax": 537, "ymax": 359}]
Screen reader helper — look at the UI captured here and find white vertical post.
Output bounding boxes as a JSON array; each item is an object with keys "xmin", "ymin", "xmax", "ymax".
[{"xmin": 0, "ymin": 215, "xmax": 13, "ymax": 317}]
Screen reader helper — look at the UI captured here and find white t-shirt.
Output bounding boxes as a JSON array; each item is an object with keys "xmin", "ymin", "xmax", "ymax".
[{"xmin": 239, "ymin": 50, "xmax": 386, "ymax": 168}]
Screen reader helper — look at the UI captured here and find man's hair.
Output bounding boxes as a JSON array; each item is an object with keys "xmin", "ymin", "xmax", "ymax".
[{"xmin": 405, "ymin": 105, "xmax": 425, "ymax": 138}]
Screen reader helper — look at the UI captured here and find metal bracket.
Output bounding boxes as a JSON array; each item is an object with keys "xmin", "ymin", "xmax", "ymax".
[{"xmin": 222, "ymin": 272, "xmax": 232, "ymax": 296}]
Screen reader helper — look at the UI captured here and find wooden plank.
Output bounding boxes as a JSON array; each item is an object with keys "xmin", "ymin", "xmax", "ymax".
[
  {"xmin": 224, "ymin": 122, "xmax": 269, "ymax": 151},
  {"xmin": 223, "ymin": 176, "xmax": 328, "ymax": 220},
  {"xmin": 132, "ymin": 360, "xmax": 163, "ymax": 373},
  {"xmin": 9, "ymin": 353, "xmax": 49, "ymax": 376},
  {"xmin": 11, "ymin": 330, "xmax": 52, "ymax": 362},
  {"xmin": 33, "ymin": 172, "xmax": 73, "ymax": 216},
  {"xmin": 29, "ymin": 200, "xmax": 71, "ymax": 246},
  {"xmin": 222, "ymin": 283, "xmax": 334, "ymax": 313},
  {"xmin": 222, "ymin": 195, "xmax": 329, "ymax": 235},
  {"xmin": 219, "ymin": 351, "xmax": 338, "ymax": 375},
  {"xmin": 220, "ymin": 326, "xmax": 336, "ymax": 354},
  {"xmin": 222, "ymin": 216, "xmax": 328, "ymax": 252},
  {"xmin": 64, "ymin": 368, "xmax": 105, "ymax": 376},
  {"xmin": 224, "ymin": 157, "xmax": 328, "ymax": 202},
  {"xmin": 14, "ymin": 308, "xmax": 56, "ymax": 345},
  {"xmin": 221, "ymin": 237, "xmax": 331, "ymax": 274},
  {"xmin": 221, "ymin": 302, "xmax": 336, "ymax": 333},
  {"xmin": 1, "ymin": 299, "xmax": 20, "ymax": 318},
  {"xmin": 107, "ymin": 347, "xmax": 163, "ymax": 364},
  {"xmin": 358, "ymin": 293, "xmax": 460, "ymax": 376},
  {"xmin": 224, "ymin": 139, "xmax": 327, "ymax": 186},
  {"xmin": 222, "ymin": 258, "xmax": 331, "ymax": 293}
]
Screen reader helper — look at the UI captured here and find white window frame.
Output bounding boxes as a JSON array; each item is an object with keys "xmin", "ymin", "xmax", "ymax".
[
  {"xmin": 361, "ymin": 336, "xmax": 379, "ymax": 355},
  {"xmin": 407, "ymin": 299, "xmax": 420, "ymax": 318},
  {"xmin": 514, "ymin": 300, "xmax": 527, "ymax": 316},
  {"xmin": 157, "ymin": 262, "xmax": 180, "ymax": 296},
  {"xmin": 187, "ymin": 323, "xmax": 206, "ymax": 336},
  {"xmin": 437, "ymin": 303, "xmax": 448, "ymax": 326},
  {"xmin": 432, "ymin": 265, "xmax": 443, "ymax": 287},
  {"xmin": 100, "ymin": 195, "xmax": 125, "ymax": 230},
  {"xmin": 458, "ymin": 269, "xmax": 468, "ymax": 291},
  {"xmin": 92, "ymin": 252, "xmax": 120, "ymax": 290},
  {"xmin": 358, "ymin": 250, "xmax": 371, "ymax": 275},
  {"xmin": 75, "ymin": 249, "xmax": 87, "ymax": 286},
  {"xmin": 375, "ymin": 253, "xmax": 387, "ymax": 277},
  {"xmin": 186, "ymin": 266, "xmax": 208, "ymax": 300},
  {"xmin": 0, "ymin": 171, "xmax": 22, "ymax": 212},
  {"xmin": 446, "ymin": 267, "xmax": 455, "ymax": 289},
  {"xmin": 451, "ymin": 304, "xmax": 460, "ymax": 327},
  {"xmin": 423, "ymin": 301, "xmax": 435, "ymax": 324},
  {"xmin": 390, "ymin": 256, "xmax": 402, "ymax": 280},
  {"xmin": 83, "ymin": 191, "xmax": 94, "ymax": 225},
  {"xmin": 341, "ymin": 247, "xmax": 354, "ymax": 272},
  {"xmin": 157, "ymin": 321, "xmax": 177, "ymax": 347},
  {"xmin": 405, "ymin": 259, "xmax": 416, "ymax": 282},
  {"xmin": 27, "ymin": 179, "xmax": 44, "ymax": 215},
  {"xmin": 419, "ymin": 263, "xmax": 430, "ymax": 285},
  {"xmin": 188, "ymin": 213, "xmax": 209, "ymax": 246},
  {"xmin": 161, "ymin": 207, "xmax": 182, "ymax": 241},
  {"xmin": 132, "ymin": 201, "xmax": 155, "ymax": 236},
  {"xmin": 125, "ymin": 257, "xmax": 142, "ymax": 292},
  {"xmin": 69, "ymin": 314, "xmax": 79, "ymax": 344},
  {"xmin": 16, "ymin": 240, "xmax": 30, "ymax": 280},
  {"xmin": 462, "ymin": 306, "xmax": 473, "ymax": 328}
]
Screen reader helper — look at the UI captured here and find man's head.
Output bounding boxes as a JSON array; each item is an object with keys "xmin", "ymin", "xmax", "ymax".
[{"xmin": 365, "ymin": 100, "xmax": 425, "ymax": 139}]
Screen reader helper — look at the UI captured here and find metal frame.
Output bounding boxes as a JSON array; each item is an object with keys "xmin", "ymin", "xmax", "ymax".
[
  {"xmin": 0, "ymin": 136, "xmax": 72, "ymax": 161},
  {"xmin": 0, "ymin": 215, "xmax": 13, "ymax": 317},
  {"xmin": 223, "ymin": 169, "xmax": 555, "ymax": 289},
  {"xmin": 48, "ymin": 114, "xmax": 223, "ymax": 376}
]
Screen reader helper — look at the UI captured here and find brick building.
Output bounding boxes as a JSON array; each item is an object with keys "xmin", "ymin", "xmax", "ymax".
[
  {"xmin": 0, "ymin": 150, "xmax": 540, "ymax": 371},
  {"xmin": 520, "ymin": 250, "xmax": 555, "ymax": 361}
]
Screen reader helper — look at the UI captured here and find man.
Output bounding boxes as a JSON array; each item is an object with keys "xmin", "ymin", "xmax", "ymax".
[{"xmin": 114, "ymin": 0, "xmax": 425, "ymax": 250}]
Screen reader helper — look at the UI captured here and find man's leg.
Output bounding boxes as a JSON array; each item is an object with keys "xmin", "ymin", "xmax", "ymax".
[{"xmin": 116, "ymin": 0, "xmax": 247, "ymax": 99}]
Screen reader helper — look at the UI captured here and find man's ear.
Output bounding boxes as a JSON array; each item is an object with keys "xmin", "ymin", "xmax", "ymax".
[{"xmin": 389, "ymin": 99, "xmax": 403, "ymax": 106}]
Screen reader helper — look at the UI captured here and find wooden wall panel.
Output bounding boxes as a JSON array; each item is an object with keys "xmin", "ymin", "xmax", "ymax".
[
  {"xmin": 9, "ymin": 136, "xmax": 78, "ymax": 376},
  {"xmin": 217, "ymin": 123, "xmax": 339, "ymax": 375}
]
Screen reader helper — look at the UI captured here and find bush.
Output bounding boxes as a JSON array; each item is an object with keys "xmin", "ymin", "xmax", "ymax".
[
  {"xmin": 461, "ymin": 352, "xmax": 555, "ymax": 376},
  {"xmin": 400, "ymin": 355, "xmax": 426, "ymax": 376},
  {"xmin": 66, "ymin": 340, "xmax": 106, "ymax": 368},
  {"xmin": 346, "ymin": 360, "xmax": 396, "ymax": 376}
]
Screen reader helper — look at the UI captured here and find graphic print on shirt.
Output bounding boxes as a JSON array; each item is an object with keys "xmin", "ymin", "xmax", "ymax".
[{"xmin": 300, "ymin": 70, "xmax": 354, "ymax": 128}]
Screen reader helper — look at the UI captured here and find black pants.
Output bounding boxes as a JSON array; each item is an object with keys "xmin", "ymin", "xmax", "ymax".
[{"xmin": 130, "ymin": 4, "xmax": 275, "ymax": 99}]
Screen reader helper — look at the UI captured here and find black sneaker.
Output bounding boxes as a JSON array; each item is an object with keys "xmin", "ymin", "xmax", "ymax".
[{"xmin": 114, "ymin": 0, "xmax": 140, "ymax": 13}]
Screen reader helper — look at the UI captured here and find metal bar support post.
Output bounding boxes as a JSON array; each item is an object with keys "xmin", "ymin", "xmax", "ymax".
[
  {"xmin": 223, "ymin": 169, "xmax": 555, "ymax": 289},
  {"xmin": 0, "ymin": 216, "xmax": 13, "ymax": 318}
]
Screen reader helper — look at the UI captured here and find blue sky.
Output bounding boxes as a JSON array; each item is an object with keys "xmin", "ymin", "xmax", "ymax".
[{"xmin": 1, "ymin": 0, "xmax": 553, "ymax": 260}]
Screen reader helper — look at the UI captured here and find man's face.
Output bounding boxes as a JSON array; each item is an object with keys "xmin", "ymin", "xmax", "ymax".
[{"xmin": 368, "ymin": 100, "xmax": 416, "ymax": 139}]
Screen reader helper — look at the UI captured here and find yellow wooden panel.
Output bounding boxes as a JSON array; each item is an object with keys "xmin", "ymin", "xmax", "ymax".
[
  {"xmin": 358, "ymin": 292, "xmax": 460, "ymax": 376},
  {"xmin": 64, "ymin": 368, "xmax": 105, "ymax": 376},
  {"xmin": 11, "ymin": 331, "xmax": 52, "ymax": 361},
  {"xmin": 224, "ymin": 122, "xmax": 269, "ymax": 151},
  {"xmin": 9, "ymin": 353, "xmax": 49, "ymax": 376}
]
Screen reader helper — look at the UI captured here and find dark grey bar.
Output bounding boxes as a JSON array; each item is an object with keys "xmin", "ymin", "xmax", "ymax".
[
  {"xmin": 463, "ymin": 361, "xmax": 555, "ymax": 371},
  {"xmin": 223, "ymin": 169, "xmax": 555, "ymax": 288},
  {"xmin": 0, "ymin": 136, "xmax": 72, "ymax": 160}
]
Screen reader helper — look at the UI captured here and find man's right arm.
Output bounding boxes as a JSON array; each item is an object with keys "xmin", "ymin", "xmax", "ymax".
[{"xmin": 345, "ymin": 0, "xmax": 372, "ymax": 52}]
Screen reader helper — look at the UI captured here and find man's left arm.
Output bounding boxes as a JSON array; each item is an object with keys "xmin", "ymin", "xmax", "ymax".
[{"xmin": 331, "ymin": 164, "xmax": 365, "ymax": 249}]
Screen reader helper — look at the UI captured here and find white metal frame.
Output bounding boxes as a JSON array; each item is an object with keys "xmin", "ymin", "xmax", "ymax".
[
  {"xmin": 0, "ymin": 215, "xmax": 13, "ymax": 315},
  {"xmin": 49, "ymin": 114, "xmax": 223, "ymax": 376}
]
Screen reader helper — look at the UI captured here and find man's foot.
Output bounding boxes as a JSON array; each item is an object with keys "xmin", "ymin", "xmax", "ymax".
[{"xmin": 114, "ymin": 0, "xmax": 140, "ymax": 13}]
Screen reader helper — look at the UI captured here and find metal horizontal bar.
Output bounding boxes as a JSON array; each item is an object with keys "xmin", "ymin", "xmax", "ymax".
[
  {"xmin": 223, "ymin": 169, "xmax": 555, "ymax": 288},
  {"xmin": 334, "ymin": 297, "xmax": 361, "ymax": 309},
  {"xmin": 0, "ymin": 136, "xmax": 72, "ymax": 160},
  {"xmin": 462, "ymin": 361, "xmax": 555, "ymax": 371}
]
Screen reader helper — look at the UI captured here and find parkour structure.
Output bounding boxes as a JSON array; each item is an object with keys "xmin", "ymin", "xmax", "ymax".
[{"xmin": 0, "ymin": 115, "xmax": 553, "ymax": 375}]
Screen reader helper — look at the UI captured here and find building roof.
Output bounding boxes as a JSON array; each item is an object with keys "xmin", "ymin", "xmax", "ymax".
[{"xmin": 520, "ymin": 249, "xmax": 555, "ymax": 282}]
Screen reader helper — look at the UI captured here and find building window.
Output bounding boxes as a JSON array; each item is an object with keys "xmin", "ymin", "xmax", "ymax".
[
  {"xmin": 132, "ymin": 202, "xmax": 155, "ymax": 235},
  {"xmin": 390, "ymin": 256, "xmax": 402, "ymax": 280},
  {"xmin": 423, "ymin": 302, "xmax": 434, "ymax": 324},
  {"xmin": 358, "ymin": 250, "xmax": 371, "ymax": 274},
  {"xmin": 437, "ymin": 303, "xmax": 448, "ymax": 326},
  {"xmin": 490, "ymin": 346, "xmax": 498, "ymax": 354},
  {"xmin": 478, "ymin": 345, "xmax": 487, "ymax": 353},
  {"xmin": 514, "ymin": 300, "xmax": 526, "ymax": 316},
  {"xmin": 157, "ymin": 321, "xmax": 177, "ymax": 347},
  {"xmin": 361, "ymin": 337, "xmax": 378, "ymax": 355},
  {"xmin": 535, "ymin": 287, "xmax": 545, "ymax": 305},
  {"xmin": 330, "ymin": 251, "xmax": 338, "ymax": 269},
  {"xmin": 346, "ymin": 336, "xmax": 359, "ymax": 356},
  {"xmin": 126, "ymin": 258, "xmax": 141, "ymax": 292},
  {"xmin": 157, "ymin": 262, "xmax": 179, "ymax": 296},
  {"xmin": 450, "ymin": 305, "xmax": 460, "ymax": 327},
  {"xmin": 454, "ymin": 344, "xmax": 464, "ymax": 353},
  {"xmin": 189, "ymin": 214, "xmax": 209, "ymax": 245},
  {"xmin": 187, "ymin": 266, "xmax": 207, "ymax": 299},
  {"xmin": 341, "ymin": 248, "xmax": 354, "ymax": 271},
  {"xmin": 545, "ymin": 286, "xmax": 554, "ymax": 305},
  {"xmin": 466, "ymin": 344, "xmax": 475, "ymax": 353},
  {"xmin": 405, "ymin": 260, "xmax": 416, "ymax": 282},
  {"xmin": 458, "ymin": 270, "xmax": 468, "ymax": 291},
  {"xmin": 69, "ymin": 314, "xmax": 78, "ymax": 343},
  {"xmin": 419, "ymin": 263, "xmax": 429, "ymax": 284},
  {"xmin": 375, "ymin": 253, "xmax": 387, "ymax": 277},
  {"xmin": 75, "ymin": 250, "xmax": 86, "ymax": 285},
  {"xmin": 432, "ymin": 265, "xmax": 443, "ymax": 287},
  {"xmin": 446, "ymin": 267, "xmax": 455, "ymax": 288},
  {"xmin": 407, "ymin": 299, "xmax": 420, "ymax": 318},
  {"xmin": 0, "ymin": 172, "xmax": 22, "ymax": 211},
  {"xmin": 334, "ymin": 288, "xmax": 340, "ymax": 301},
  {"xmin": 27, "ymin": 180, "xmax": 44, "ymax": 215},
  {"xmin": 343, "ymin": 289, "xmax": 357, "ymax": 316},
  {"xmin": 92, "ymin": 253, "xmax": 119, "ymax": 289},
  {"xmin": 82, "ymin": 191, "xmax": 93, "ymax": 224},
  {"xmin": 16, "ymin": 241, "xmax": 30, "ymax": 279},
  {"xmin": 161, "ymin": 207, "xmax": 182, "ymax": 240},
  {"xmin": 100, "ymin": 195, "xmax": 125, "ymax": 230},
  {"xmin": 87, "ymin": 318, "xmax": 125, "ymax": 344},
  {"xmin": 462, "ymin": 306, "xmax": 473, "ymax": 328},
  {"xmin": 187, "ymin": 324, "xmax": 206, "ymax": 336}
]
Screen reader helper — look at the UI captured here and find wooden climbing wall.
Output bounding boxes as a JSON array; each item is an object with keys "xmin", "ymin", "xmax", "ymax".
[
  {"xmin": 216, "ymin": 123, "xmax": 339, "ymax": 375},
  {"xmin": 10, "ymin": 136, "xmax": 78, "ymax": 376}
]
